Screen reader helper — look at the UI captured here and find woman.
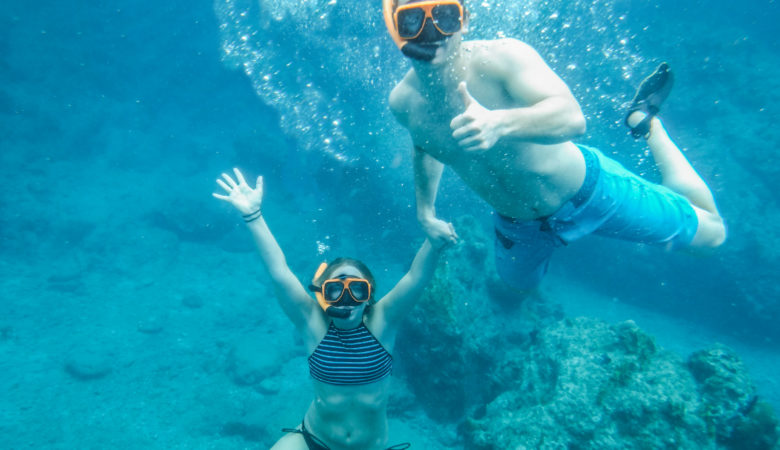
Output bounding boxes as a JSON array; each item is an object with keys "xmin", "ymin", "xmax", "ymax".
[{"xmin": 213, "ymin": 168, "xmax": 443, "ymax": 449}]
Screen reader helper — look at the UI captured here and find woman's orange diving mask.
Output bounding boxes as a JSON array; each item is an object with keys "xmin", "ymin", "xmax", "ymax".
[
  {"xmin": 310, "ymin": 262, "xmax": 372, "ymax": 317},
  {"xmin": 321, "ymin": 278, "xmax": 371, "ymax": 303}
]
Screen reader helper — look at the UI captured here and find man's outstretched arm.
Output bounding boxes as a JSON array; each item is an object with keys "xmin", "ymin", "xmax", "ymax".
[
  {"xmin": 414, "ymin": 146, "xmax": 458, "ymax": 245},
  {"xmin": 496, "ymin": 39, "xmax": 586, "ymax": 142}
]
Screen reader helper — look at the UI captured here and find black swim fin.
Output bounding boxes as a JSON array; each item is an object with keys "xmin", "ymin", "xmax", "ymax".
[{"xmin": 625, "ymin": 62, "xmax": 674, "ymax": 139}]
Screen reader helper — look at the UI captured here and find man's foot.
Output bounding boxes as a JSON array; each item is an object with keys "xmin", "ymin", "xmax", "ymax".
[{"xmin": 625, "ymin": 62, "xmax": 674, "ymax": 139}]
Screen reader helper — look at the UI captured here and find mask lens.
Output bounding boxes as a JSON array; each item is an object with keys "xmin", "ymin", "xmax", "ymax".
[
  {"xmin": 348, "ymin": 281, "xmax": 370, "ymax": 302},
  {"xmin": 432, "ymin": 4, "xmax": 461, "ymax": 33},
  {"xmin": 324, "ymin": 282, "xmax": 345, "ymax": 303},
  {"xmin": 397, "ymin": 8, "xmax": 426, "ymax": 38}
]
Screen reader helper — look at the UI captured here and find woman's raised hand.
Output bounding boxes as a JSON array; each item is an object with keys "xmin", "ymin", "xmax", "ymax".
[{"xmin": 212, "ymin": 168, "xmax": 263, "ymax": 216}]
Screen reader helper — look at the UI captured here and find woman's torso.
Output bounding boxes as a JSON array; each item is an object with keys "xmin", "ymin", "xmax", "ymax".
[
  {"xmin": 304, "ymin": 377, "xmax": 391, "ymax": 449},
  {"xmin": 302, "ymin": 318, "xmax": 394, "ymax": 449}
]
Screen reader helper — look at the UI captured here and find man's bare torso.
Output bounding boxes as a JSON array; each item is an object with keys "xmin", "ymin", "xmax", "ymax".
[{"xmin": 393, "ymin": 40, "xmax": 586, "ymax": 219}]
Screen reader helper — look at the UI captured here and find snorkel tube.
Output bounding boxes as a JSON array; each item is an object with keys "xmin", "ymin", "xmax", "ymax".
[
  {"xmin": 383, "ymin": 0, "xmax": 406, "ymax": 52},
  {"xmin": 383, "ymin": 0, "xmax": 440, "ymax": 61},
  {"xmin": 310, "ymin": 262, "xmax": 352, "ymax": 319}
]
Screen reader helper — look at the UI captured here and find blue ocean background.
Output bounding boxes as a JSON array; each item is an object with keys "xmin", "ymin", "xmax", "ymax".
[{"xmin": 1, "ymin": 0, "xmax": 778, "ymax": 447}]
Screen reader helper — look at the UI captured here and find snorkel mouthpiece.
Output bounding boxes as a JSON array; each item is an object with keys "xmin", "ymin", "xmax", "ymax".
[
  {"xmin": 326, "ymin": 306, "xmax": 352, "ymax": 319},
  {"xmin": 401, "ymin": 43, "xmax": 439, "ymax": 61}
]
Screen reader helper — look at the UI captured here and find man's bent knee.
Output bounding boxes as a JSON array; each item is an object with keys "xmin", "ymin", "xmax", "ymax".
[
  {"xmin": 706, "ymin": 218, "xmax": 727, "ymax": 247},
  {"xmin": 690, "ymin": 212, "xmax": 726, "ymax": 248}
]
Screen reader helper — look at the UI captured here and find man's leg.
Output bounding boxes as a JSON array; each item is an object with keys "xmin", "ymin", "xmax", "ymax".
[
  {"xmin": 626, "ymin": 111, "xmax": 726, "ymax": 247},
  {"xmin": 494, "ymin": 216, "xmax": 561, "ymax": 291}
]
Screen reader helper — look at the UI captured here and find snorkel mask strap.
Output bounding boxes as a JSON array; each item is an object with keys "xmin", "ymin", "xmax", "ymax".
[
  {"xmin": 311, "ymin": 262, "xmax": 332, "ymax": 314},
  {"xmin": 310, "ymin": 262, "xmax": 352, "ymax": 319},
  {"xmin": 383, "ymin": 0, "xmax": 407, "ymax": 52}
]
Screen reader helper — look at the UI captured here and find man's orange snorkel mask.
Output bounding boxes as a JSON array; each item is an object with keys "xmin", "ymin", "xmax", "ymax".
[{"xmin": 383, "ymin": 0, "xmax": 464, "ymax": 61}]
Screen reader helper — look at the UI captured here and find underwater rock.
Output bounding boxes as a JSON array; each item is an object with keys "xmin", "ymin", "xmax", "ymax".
[
  {"xmin": 47, "ymin": 272, "xmax": 84, "ymax": 294},
  {"xmin": 396, "ymin": 216, "xmax": 501, "ymax": 421},
  {"xmin": 689, "ymin": 345, "xmax": 780, "ymax": 448},
  {"xmin": 64, "ymin": 350, "xmax": 113, "ymax": 381},
  {"xmin": 397, "ymin": 216, "xmax": 524, "ymax": 421},
  {"xmin": 0, "ymin": 325, "xmax": 13, "ymax": 341},
  {"xmin": 147, "ymin": 197, "xmax": 232, "ymax": 244},
  {"xmin": 136, "ymin": 315, "xmax": 165, "ymax": 334},
  {"xmin": 257, "ymin": 377, "xmax": 281, "ymax": 395},
  {"xmin": 181, "ymin": 294, "xmax": 204, "ymax": 309},
  {"xmin": 726, "ymin": 399, "xmax": 780, "ymax": 450},
  {"xmin": 397, "ymin": 215, "xmax": 564, "ymax": 422},
  {"xmin": 221, "ymin": 414, "xmax": 266, "ymax": 442},
  {"xmin": 464, "ymin": 317, "xmax": 780, "ymax": 449},
  {"xmin": 225, "ymin": 331, "xmax": 292, "ymax": 387},
  {"xmin": 396, "ymin": 282, "xmax": 495, "ymax": 421},
  {"xmin": 387, "ymin": 376, "xmax": 419, "ymax": 418}
]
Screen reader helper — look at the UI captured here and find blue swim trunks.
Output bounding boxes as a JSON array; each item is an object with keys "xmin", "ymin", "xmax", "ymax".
[{"xmin": 494, "ymin": 144, "xmax": 698, "ymax": 291}]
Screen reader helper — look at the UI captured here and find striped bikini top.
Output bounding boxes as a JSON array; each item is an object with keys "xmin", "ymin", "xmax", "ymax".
[{"xmin": 308, "ymin": 322, "xmax": 393, "ymax": 386}]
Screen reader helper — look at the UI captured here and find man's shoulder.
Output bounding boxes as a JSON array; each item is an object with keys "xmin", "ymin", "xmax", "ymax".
[
  {"xmin": 389, "ymin": 70, "xmax": 418, "ymax": 118},
  {"xmin": 467, "ymin": 38, "xmax": 538, "ymax": 62},
  {"xmin": 465, "ymin": 38, "xmax": 542, "ymax": 79}
]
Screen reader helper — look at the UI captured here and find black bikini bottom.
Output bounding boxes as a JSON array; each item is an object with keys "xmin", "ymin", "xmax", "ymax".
[{"xmin": 282, "ymin": 421, "xmax": 410, "ymax": 450}]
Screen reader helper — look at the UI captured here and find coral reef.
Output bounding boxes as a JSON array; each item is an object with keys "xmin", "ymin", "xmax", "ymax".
[
  {"xmin": 396, "ymin": 216, "xmax": 562, "ymax": 421},
  {"xmin": 689, "ymin": 346, "xmax": 779, "ymax": 449},
  {"xmin": 396, "ymin": 215, "xmax": 778, "ymax": 448},
  {"xmin": 395, "ymin": 216, "xmax": 500, "ymax": 421},
  {"xmin": 395, "ymin": 216, "xmax": 503, "ymax": 420},
  {"xmin": 464, "ymin": 318, "xmax": 779, "ymax": 449}
]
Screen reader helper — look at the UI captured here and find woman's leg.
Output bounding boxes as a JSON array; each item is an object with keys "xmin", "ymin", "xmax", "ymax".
[{"xmin": 270, "ymin": 431, "xmax": 309, "ymax": 449}]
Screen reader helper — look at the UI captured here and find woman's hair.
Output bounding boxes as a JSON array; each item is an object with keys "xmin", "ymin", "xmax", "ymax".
[
  {"xmin": 314, "ymin": 257, "xmax": 377, "ymax": 303},
  {"xmin": 397, "ymin": 0, "xmax": 465, "ymax": 6}
]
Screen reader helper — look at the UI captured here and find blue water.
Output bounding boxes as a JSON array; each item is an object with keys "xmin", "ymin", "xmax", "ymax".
[{"xmin": 1, "ymin": 0, "xmax": 778, "ymax": 447}]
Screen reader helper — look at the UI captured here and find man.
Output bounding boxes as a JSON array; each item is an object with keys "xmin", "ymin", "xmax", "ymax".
[{"xmin": 384, "ymin": 0, "xmax": 726, "ymax": 290}]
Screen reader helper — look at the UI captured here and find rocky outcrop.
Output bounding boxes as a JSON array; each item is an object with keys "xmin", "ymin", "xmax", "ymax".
[
  {"xmin": 396, "ymin": 216, "xmax": 563, "ymax": 421},
  {"xmin": 464, "ymin": 318, "xmax": 779, "ymax": 449}
]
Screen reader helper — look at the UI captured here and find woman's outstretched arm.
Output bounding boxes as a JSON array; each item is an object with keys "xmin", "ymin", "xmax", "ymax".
[
  {"xmin": 213, "ymin": 168, "xmax": 317, "ymax": 330},
  {"xmin": 371, "ymin": 239, "xmax": 444, "ymax": 333}
]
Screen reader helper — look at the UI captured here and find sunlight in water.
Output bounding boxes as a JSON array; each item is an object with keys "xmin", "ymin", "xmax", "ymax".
[{"xmin": 213, "ymin": 0, "xmax": 643, "ymax": 165}]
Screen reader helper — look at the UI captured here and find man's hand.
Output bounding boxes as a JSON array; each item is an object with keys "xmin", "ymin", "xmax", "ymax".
[
  {"xmin": 420, "ymin": 216, "xmax": 459, "ymax": 248},
  {"xmin": 450, "ymin": 82, "xmax": 504, "ymax": 152},
  {"xmin": 213, "ymin": 168, "xmax": 263, "ymax": 215}
]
